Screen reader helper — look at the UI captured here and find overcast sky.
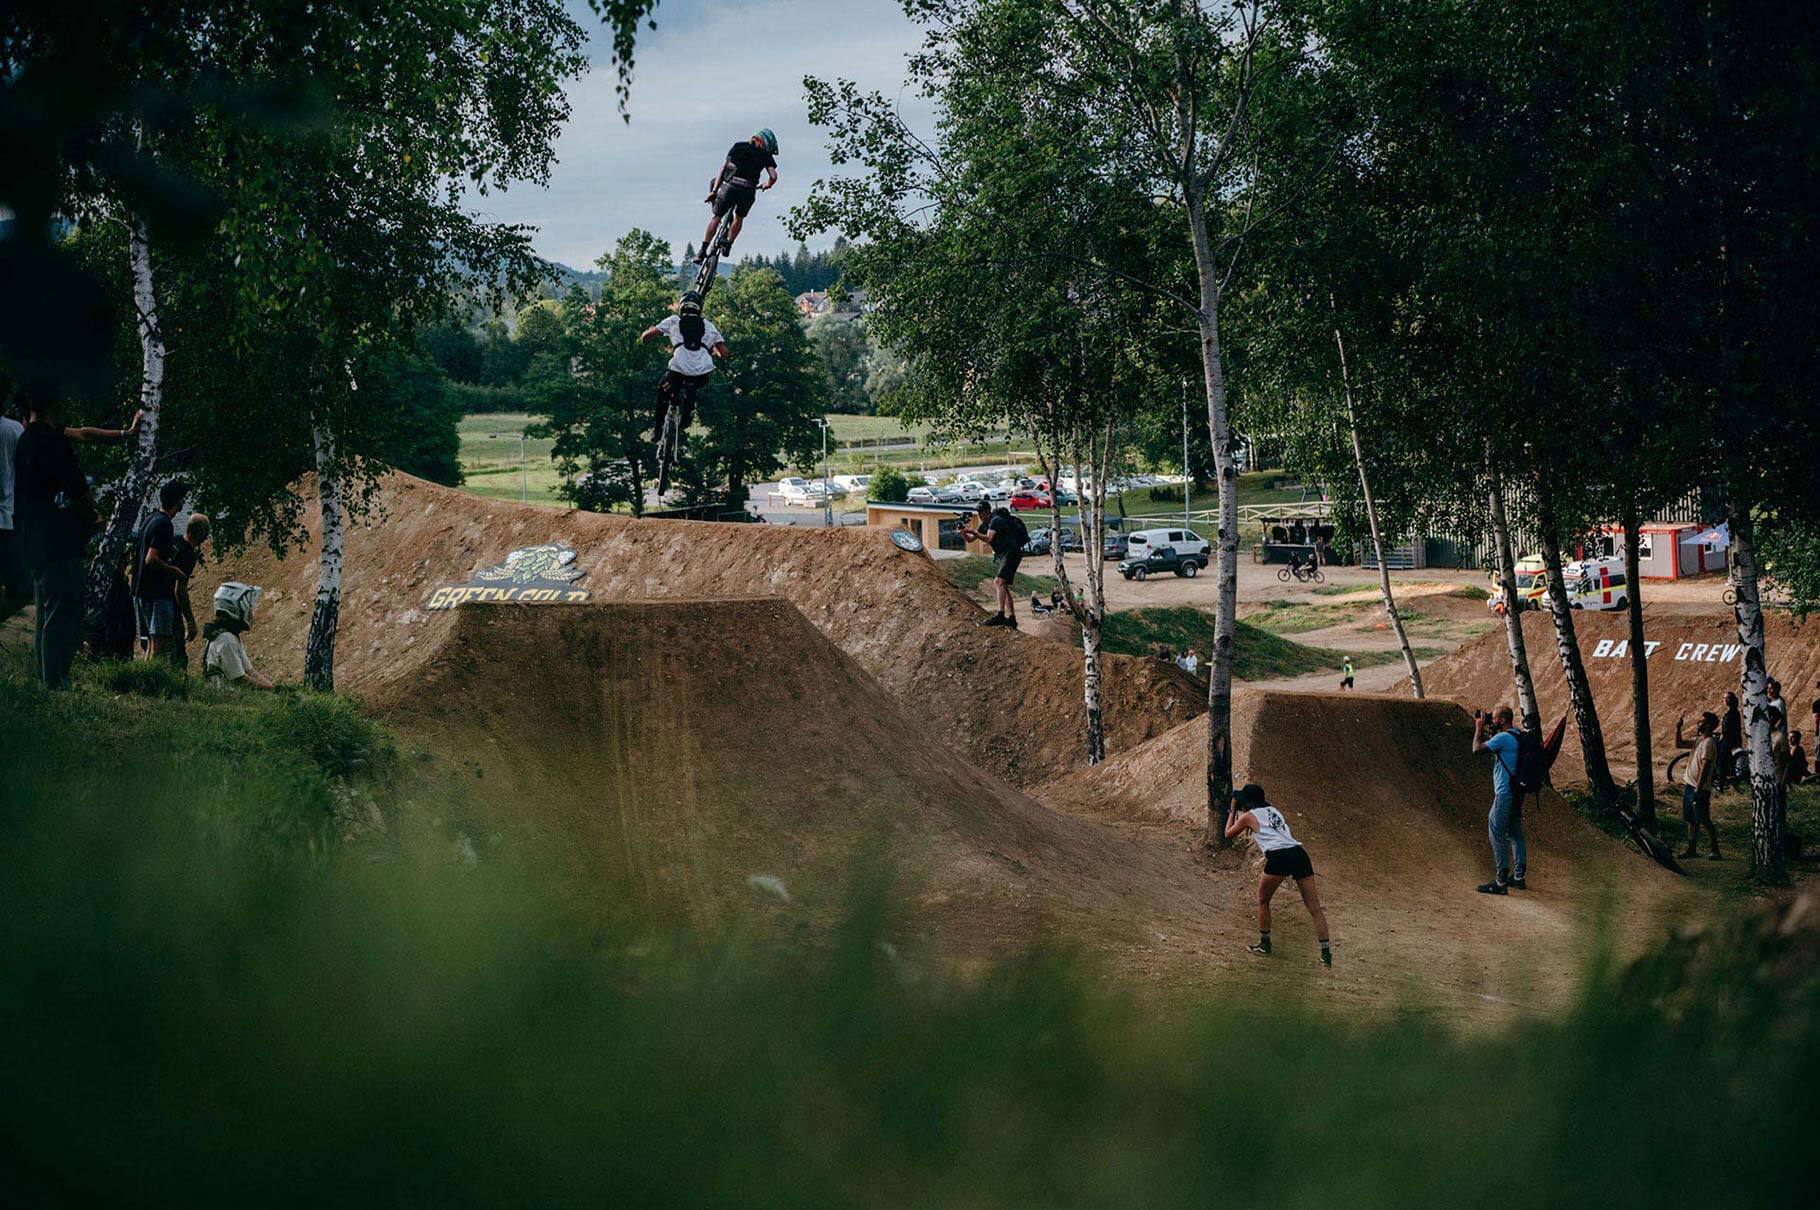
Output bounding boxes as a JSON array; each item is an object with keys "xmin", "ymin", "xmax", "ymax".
[{"xmin": 478, "ymin": 0, "xmax": 933, "ymax": 270}]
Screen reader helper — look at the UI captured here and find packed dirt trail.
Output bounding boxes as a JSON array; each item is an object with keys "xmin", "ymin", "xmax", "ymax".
[
  {"xmin": 215, "ymin": 472, "xmax": 1202, "ymax": 787},
  {"xmin": 1425, "ymin": 611, "xmax": 1820, "ymax": 786},
  {"xmin": 1042, "ymin": 690, "xmax": 1694, "ymax": 1012}
]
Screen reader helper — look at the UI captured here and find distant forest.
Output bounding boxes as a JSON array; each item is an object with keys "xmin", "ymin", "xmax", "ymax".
[{"xmin": 545, "ymin": 237, "xmax": 848, "ymax": 300}]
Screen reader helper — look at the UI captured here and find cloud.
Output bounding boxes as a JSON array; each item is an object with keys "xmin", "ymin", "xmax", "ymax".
[{"xmin": 480, "ymin": 0, "xmax": 935, "ymax": 270}]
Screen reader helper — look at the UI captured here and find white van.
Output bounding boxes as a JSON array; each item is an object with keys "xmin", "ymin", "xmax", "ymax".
[
  {"xmin": 832, "ymin": 474, "xmax": 871, "ymax": 494},
  {"xmin": 1125, "ymin": 527, "xmax": 1210, "ymax": 560}
]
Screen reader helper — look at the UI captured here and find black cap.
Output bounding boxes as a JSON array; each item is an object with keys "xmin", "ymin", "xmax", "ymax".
[{"xmin": 1233, "ymin": 783, "xmax": 1267, "ymax": 810}]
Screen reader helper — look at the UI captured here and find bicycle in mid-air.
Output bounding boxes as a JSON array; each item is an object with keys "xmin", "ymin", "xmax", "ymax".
[{"xmin": 652, "ymin": 376, "xmax": 705, "ymax": 498}]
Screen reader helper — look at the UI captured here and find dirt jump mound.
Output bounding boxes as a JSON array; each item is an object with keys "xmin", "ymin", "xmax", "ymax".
[
  {"xmin": 216, "ymin": 473, "xmax": 1201, "ymax": 786},
  {"xmin": 1424, "ymin": 612, "xmax": 1820, "ymax": 783},
  {"xmin": 385, "ymin": 596, "xmax": 1224, "ymax": 955}
]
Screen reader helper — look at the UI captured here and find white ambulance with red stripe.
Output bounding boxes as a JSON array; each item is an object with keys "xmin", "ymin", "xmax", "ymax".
[{"xmin": 1489, "ymin": 555, "xmax": 1629, "ymax": 613}]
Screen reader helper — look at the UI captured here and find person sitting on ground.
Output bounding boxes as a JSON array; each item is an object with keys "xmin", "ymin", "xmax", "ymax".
[
  {"xmin": 959, "ymin": 497, "xmax": 1027, "ymax": 630},
  {"xmin": 169, "ymin": 512, "xmax": 210, "ymax": 670},
  {"xmin": 1223, "ymin": 783, "xmax": 1333, "ymax": 967},
  {"xmin": 1673, "ymin": 711, "xmax": 1724, "ymax": 860},
  {"xmin": 1471, "ymin": 705, "xmax": 1527, "ymax": 893},
  {"xmin": 639, "ymin": 291, "xmax": 727, "ymax": 438},
  {"xmin": 696, "ymin": 128, "xmax": 779, "ymax": 261},
  {"xmin": 1788, "ymin": 731, "xmax": 1809, "ymax": 786},
  {"xmin": 132, "ymin": 479, "xmax": 191, "ymax": 663},
  {"xmin": 202, "ymin": 582, "xmax": 275, "ymax": 690}
]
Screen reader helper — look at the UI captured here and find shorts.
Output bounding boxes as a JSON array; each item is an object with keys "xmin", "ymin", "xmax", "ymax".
[
  {"xmin": 1681, "ymin": 783, "xmax": 1712, "ymax": 826},
  {"xmin": 661, "ymin": 369, "xmax": 712, "ymax": 395},
  {"xmin": 993, "ymin": 550, "xmax": 1023, "ymax": 583},
  {"xmin": 135, "ymin": 596, "xmax": 177, "ymax": 639},
  {"xmin": 1341, "ymin": 675, "xmax": 1355, "ymax": 688},
  {"xmin": 714, "ymin": 181, "xmax": 758, "ymax": 218},
  {"xmin": 1263, "ymin": 844, "xmax": 1316, "ymax": 879}
]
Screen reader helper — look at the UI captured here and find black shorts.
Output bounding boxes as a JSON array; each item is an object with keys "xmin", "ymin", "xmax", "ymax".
[
  {"xmin": 714, "ymin": 182, "xmax": 758, "ymax": 218},
  {"xmin": 1681, "ymin": 784, "xmax": 1712, "ymax": 826},
  {"xmin": 994, "ymin": 550, "xmax": 1023, "ymax": 583},
  {"xmin": 1263, "ymin": 845, "xmax": 1316, "ymax": 879},
  {"xmin": 662, "ymin": 369, "xmax": 712, "ymax": 395}
]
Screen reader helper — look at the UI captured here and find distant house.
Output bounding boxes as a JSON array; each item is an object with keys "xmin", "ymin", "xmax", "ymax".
[
  {"xmin": 795, "ymin": 288, "xmax": 870, "ymax": 320},
  {"xmin": 795, "ymin": 291, "xmax": 829, "ymax": 317}
]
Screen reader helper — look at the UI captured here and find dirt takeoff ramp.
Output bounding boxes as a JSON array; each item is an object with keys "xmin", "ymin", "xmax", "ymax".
[
  {"xmin": 214, "ymin": 473, "xmax": 1201, "ymax": 787},
  {"xmin": 1423, "ymin": 612, "xmax": 1820, "ymax": 782},
  {"xmin": 383, "ymin": 597, "xmax": 1228, "ymax": 957},
  {"xmin": 1042, "ymin": 691, "xmax": 1691, "ymax": 1012}
]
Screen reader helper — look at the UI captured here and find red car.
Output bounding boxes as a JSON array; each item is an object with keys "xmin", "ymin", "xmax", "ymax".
[{"xmin": 1009, "ymin": 491, "xmax": 1052, "ymax": 511}]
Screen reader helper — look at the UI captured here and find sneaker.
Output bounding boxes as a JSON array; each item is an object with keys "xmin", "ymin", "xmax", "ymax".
[
  {"xmin": 980, "ymin": 614, "xmax": 1008, "ymax": 628},
  {"xmin": 1707, "ymin": 851, "xmax": 1723, "ymax": 861},
  {"xmin": 1507, "ymin": 877, "xmax": 1527, "ymax": 890},
  {"xmin": 1005, "ymin": 617, "xmax": 1019, "ymax": 630},
  {"xmin": 1476, "ymin": 881, "xmax": 1508, "ymax": 895},
  {"xmin": 1246, "ymin": 943, "xmax": 1271, "ymax": 957},
  {"xmin": 1319, "ymin": 948, "xmax": 1333, "ymax": 967}
]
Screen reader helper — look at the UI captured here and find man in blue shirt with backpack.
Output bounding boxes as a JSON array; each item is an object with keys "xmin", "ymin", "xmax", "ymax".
[{"xmin": 1471, "ymin": 705, "xmax": 1527, "ymax": 894}]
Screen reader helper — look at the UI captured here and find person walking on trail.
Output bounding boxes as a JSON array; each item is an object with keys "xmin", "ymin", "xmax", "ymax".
[
  {"xmin": 1471, "ymin": 705, "xmax": 1527, "ymax": 894},
  {"xmin": 11, "ymin": 384, "xmax": 140, "ymax": 688},
  {"xmin": 1719, "ymin": 691, "xmax": 1744, "ymax": 791},
  {"xmin": 132, "ymin": 480, "xmax": 191, "ymax": 663},
  {"xmin": 203, "ymin": 582, "xmax": 276, "ymax": 689},
  {"xmin": 959, "ymin": 498, "xmax": 1027, "ymax": 630},
  {"xmin": 1224, "ymin": 783, "xmax": 1333, "ymax": 967},
  {"xmin": 170, "ymin": 512, "xmax": 210, "ymax": 670},
  {"xmin": 696, "ymin": 129, "xmax": 779, "ymax": 262},
  {"xmin": 1672, "ymin": 712, "xmax": 1724, "ymax": 860},
  {"xmin": 1340, "ymin": 654, "xmax": 1355, "ymax": 691}
]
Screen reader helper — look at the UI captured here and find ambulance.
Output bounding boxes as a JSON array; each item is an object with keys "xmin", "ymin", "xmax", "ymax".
[{"xmin": 1488, "ymin": 555, "xmax": 1628, "ymax": 614}]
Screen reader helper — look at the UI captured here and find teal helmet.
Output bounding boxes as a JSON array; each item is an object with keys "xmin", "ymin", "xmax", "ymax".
[{"xmin": 754, "ymin": 128, "xmax": 778, "ymax": 155}]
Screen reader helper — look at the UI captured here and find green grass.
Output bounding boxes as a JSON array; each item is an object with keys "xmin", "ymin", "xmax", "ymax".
[
  {"xmin": 458, "ymin": 412, "xmax": 567, "ymax": 506},
  {"xmin": 1092, "ymin": 607, "xmax": 1402, "ymax": 679},
  {"xmin": 941, "ymin": 554, "xmax": 1060, "ymax": 599},
  {"xmin": 1243, "ymin": 601, "xmax": 1367, "ymax": 635},
  {"xmin": 4, "ymin": 663, "xmax": 1819, "ymax": 1202}
]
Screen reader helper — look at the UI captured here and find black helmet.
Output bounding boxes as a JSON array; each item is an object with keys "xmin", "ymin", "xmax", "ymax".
[{"xmin": 680, "ymin": 291, "xmax": 703, "ymax": 316}]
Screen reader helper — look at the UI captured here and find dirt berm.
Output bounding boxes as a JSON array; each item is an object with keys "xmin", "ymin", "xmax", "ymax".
[
  {"xmin": 1042, "ymin": 690, "xmax": 1690, "ymax": 1008},
  {"xmin": 1423, "ymin": 612, "xmax": 1820, "ymax": 782},
  {"xmin": 215, "ymin": 472, "xmax": 1201, "ymax": 786},
  {"xmin": 387, "ymin": 597, "xmax": 1227, "ymax": 963}
]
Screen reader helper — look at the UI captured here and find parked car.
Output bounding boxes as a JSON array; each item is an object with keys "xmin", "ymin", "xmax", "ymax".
[
  {"xmin": 804, "ymin": 480, "xmax": 848, "ymax": 501},
  {"xmin": 906, "ymin": 485, "xmax": 940, "ymax": 504},
  {"xmin": 1024, "ymin": 527, "xmax": 1083, "ymax": 556},
  {"xmin": 1051, "ymin": 487, "xmax": 1079, "ymax": 506},
  {"xmin": 832, "ymin": 474, "xmax": 871, "ymax": 494},
  {"xmin": 949, "ymin": 481, "xmax": 986, "ymax": 503},
  {"xmin": 1119, "ymin": 545, "xmax": 1206, "ymax": 581},
  {"xmin": 1009, "ymin": 491, "xmax": 1052, "ymax": 511},
  {"xmin": 777, "ymin": 477, "xmax": 813, "ymax": 504},
  {"xmin": 983, "ymin": 484, "xmax": 1013, "ymax": 503},
  {"xmin": 1124, "ymin": 527, "xmax": 1210, "ymax": 560},
  {"xmin": 1101, "ymin": 533, "xmax": 1129, "ymax": 560}
]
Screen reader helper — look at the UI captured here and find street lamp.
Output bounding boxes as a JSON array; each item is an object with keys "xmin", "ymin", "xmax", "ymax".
[
  {"xmin": 488, "ymin": 431, "xmax": 530, "ymax": 503},
  {"xmin": 812, "ymin": 417, "xmax": 832, "ymax": 527}
]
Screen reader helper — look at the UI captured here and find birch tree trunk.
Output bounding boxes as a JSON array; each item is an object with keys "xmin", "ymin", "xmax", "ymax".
[
  {"xmin": 1534, "ymin": 472, "xmax": 1619, "ymax": 804},
  {"xmin": 1073, "ymin": 423, "xmax": 1110, "ymax": 765},
  {"xmin": 1622, "ymin": 507, "xmax": 1655, "ymax": 825},
  {"xmin": 304, "ymin": 421, "xmax": 345, "ymax": 692},
  {"xmin": 1727, "ymin": 502, "xmax": 1785, "ymax": 882},
  {"xmin": 1335, "ymin": 327, "xmax": 1422, "ymax": 697},
  {"xmin": 1487, "ymin": 464, "xmax": 1541, "ymax": 733},
  {"xmin": 87, "ymin": 211, "xmax": 167, "ymax": 617}
]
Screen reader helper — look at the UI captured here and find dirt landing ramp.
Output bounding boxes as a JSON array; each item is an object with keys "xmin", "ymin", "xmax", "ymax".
[
  {"xmin": 1423, "ymin": 612, "xmax": 1820, "ymax": 783},
  {"xmin": 214, "ymin": 473, "xmax": 1201, "ymax": 787},
  {"xmin": 384, "ymin": 597, "xmax": 1230, "ymax": 962},
  {"xmin": 1042, "ymin": 690, "xmax": 1694, "ymax": 1011}
]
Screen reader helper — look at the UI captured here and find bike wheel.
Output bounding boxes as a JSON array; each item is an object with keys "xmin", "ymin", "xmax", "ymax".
[
  {"xmin": 1277, "ymin": 567, "xmax": 1292, "ymax": 582},
  {"xmin": 1722, "ymin": 587, "xmax": 1738, "ymax": 606},
  {"xmin": 1311, "ymin": 567, "xmax": 1325, "ymax": 583},
  {"xmin": 1665, "ymin": 752, "xmax": 1689, "ymax": 789}
]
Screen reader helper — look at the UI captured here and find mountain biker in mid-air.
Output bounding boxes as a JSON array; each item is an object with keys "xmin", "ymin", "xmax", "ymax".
[
  {"xmin": 696, "ymin": 129, "xmax": 779, "ymax": 263},
  {"xmin": 638, "ymin": 291, "xmax": 726, "ymax": 487}
]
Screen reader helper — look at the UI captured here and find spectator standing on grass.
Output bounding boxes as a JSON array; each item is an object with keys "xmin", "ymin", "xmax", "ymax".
[
  {"xmin": 1767, "ymin": 679, "xmax": 1788, "ymax": 726},
  {"xmin": 0, "ymin": 395, "xmax": 29, "ymax": 620},
  {"xmin": 1471, "ymin": 705, "xmax": 1526, "ymax": 894},
  {"xmin": 1789, "ymin": 732, "xmax": 1809, "ymax": 786},
  {"xmin": 1719, "ymin": 691, "xmax": 1744, "ymax": 791},
  {"xmin": 1340, "ymin": 654, "xmax": 1355, "ymax": 691},
  {"xmin": 132, "ymin": 480, "xmax": 190, "ymax": 663},
  {"xmin": 1182, "ymin": 647, "xmax": 1200, "ymax": 676},
  {"xmin": 169, "ymin": 512, "xmax": 210, "ymax": 670},
  {"xmin": 1223, "ymin": 783, "xmax": 1333, "ymax": 967},
  {"xmin": 11, "ymin": 384, "xmax": 139, "ymax": 688},
  {"xmin": 1673, "ymin": 712, "xmax": 1724, "ymax": 860}
]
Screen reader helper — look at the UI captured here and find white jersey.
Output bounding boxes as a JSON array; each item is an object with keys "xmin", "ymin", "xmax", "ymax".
[
  {"xmin": 657, "ymin": 314, "xmax": 723, "ymax": 377},
  {"xmin": 1249, "ymin": 803, "xmax": 1301, "ymax": 852}
]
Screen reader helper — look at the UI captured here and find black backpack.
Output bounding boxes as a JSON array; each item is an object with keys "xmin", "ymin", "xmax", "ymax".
[
  {"xmin": 1514, "ymin": 727, "xmax": 1547, "ymax": 795},
  {"xmin": 678, "ymin": 312, "xmax": 706, "ymax": 352},
  {"xmin": 994, "ymin": 508, "xmax": 1029, "ymax": 550}
]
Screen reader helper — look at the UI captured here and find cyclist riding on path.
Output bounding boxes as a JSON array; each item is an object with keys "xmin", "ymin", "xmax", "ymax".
[
  {"xmin": 639, "ymin": 291, "xmax": 727, "ymax": 440},
  {"xmin": 697, "ymin": 129, "xmax": 779, "ymax": 262},
  {"xmin": 1224, "ymin": 783, "xmax": 1333, "ymax": 967}
]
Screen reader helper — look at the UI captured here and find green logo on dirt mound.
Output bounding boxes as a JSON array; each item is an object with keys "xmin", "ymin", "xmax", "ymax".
[{"xmin": 427, "ymin": 544, "xmax": 590, "ymax": 610}]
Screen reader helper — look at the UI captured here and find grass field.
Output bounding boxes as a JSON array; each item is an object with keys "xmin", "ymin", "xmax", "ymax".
[{"xmin": 458, "ymin": 413, "xmax": 567, "ymax": 506}]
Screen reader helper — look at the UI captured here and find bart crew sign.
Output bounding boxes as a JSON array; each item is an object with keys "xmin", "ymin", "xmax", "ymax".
[
  {"xmin": 1589, "ymin": 637, "xmax": 1746, "ymax": 664},
  {"xmin": 427, "ymin": 543, "xmax": 590, "ymax": 610}
]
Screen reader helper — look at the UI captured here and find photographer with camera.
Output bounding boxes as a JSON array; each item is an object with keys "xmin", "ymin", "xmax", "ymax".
[
  {"xmin": 1224, "ymin": 783, "xmax": 1333, "ymax": 967},
  {"xmin": 1470, "ymin": 705, "xmax": 1526, "ymax": 895},
  {"xmin": 958, "ymin": 498, "xmax": 1028, "ymax": 630}
]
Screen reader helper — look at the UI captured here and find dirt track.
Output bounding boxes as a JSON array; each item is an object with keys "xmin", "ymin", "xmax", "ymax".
[
  {"xmin": 1425, "ymin": 611, "xmax": 1820, "ymax": 785},
  {"xmin": 213, "ymin": 473, "xmax": 1202, "ymax": 787}
]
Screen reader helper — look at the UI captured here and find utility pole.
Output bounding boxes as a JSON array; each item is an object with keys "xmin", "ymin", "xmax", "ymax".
[
  {"xmin": 813, "ymin": 417, "xmax": 832, "ymax": 527},
  {"xmin": 1181, "ymin": 378, "xmax": 1192, "ymax": 528},
  {"xmin": 520, "ymin": 430, "xmax": 528, "ymax": 503}
]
